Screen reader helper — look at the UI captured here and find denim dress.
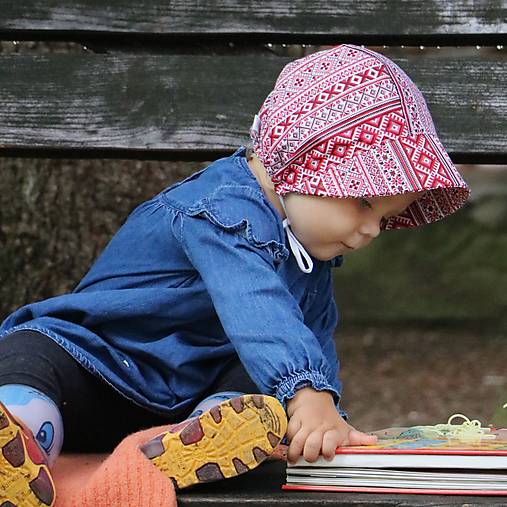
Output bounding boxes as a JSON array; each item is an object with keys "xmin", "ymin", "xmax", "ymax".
[{"xmin": 0, "ymin": 147, "xmax": 345, "ymax": 417}]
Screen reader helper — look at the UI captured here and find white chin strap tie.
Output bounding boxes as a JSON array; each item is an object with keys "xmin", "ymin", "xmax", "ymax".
[{"xmin": 278, "ymin": 195, "xmax": 314, "ymax": 273}]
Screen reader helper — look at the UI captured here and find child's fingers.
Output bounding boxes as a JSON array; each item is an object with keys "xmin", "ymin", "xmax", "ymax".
[
  {"xmin": 321, "ymin": 429, "xmax": 341, "ymax": 460},
  {"xmin": 286, "ymin": 416, "xmax": 302, "ymax": 441},
  {"xmin": 287, "ymin": 428, "xmax": 309, "ymax": 464},
  {"xmin": 302, "ymin": 430, "xmax": 324, "ymax": 463},
  {"xmin": 347, "ymin": 428, "xmax": 378, "ymax": 446}
]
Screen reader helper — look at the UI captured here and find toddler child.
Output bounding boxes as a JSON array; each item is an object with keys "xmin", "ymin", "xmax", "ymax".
[{"xmin": 0, "ymin": 44, "xmax": 470, "ymax": 506}]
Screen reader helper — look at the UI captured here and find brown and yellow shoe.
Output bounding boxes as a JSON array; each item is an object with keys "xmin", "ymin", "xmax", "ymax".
[
  {"xmin": 0, "ymin": 401, "xmax": 55, "ymax": 507},
  {"xmin": 140, "ymin": 394, "xmax": 287, "ymax": 490}
]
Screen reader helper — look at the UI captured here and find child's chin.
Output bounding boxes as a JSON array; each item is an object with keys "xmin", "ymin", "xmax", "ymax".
[{"xmin": 316, "ymin": 251, "xmax": 345, "ymax": 261}]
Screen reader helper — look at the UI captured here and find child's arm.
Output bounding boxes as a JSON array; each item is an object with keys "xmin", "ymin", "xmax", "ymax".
[
  {"xmin": 176, "ymin": 205, "xmax": 373, "ymax": 463},
  {"xmin": 176, "ymin": 210, "xmax": 342, "ymax": 406},
  {"xmin": 286, "ymin": 387, "xmax": 377, "ymax": 463},
  {"xmin": 292, "ymin": 276, "xmax": 376, "ymax": 462},
  {"xmin": 304, "ymin": 267, "xmax": 346, "ymax": 417}
]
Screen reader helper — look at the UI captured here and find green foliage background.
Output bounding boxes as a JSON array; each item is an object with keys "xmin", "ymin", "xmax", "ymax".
[{"xmin": 334, "ymin": 196, "xmax": 507, "ymax": 331}]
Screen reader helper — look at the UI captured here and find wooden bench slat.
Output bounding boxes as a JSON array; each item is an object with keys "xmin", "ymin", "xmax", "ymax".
[
  {"xmin": 0, "ymin": 53, "xmax": 504, "ymax": 160},
  {"xmin": 0, "ymin": 1, "xmax": 505, "ymax": 36}
]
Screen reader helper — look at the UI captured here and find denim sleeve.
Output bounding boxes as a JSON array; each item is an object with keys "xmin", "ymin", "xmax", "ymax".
[
  {"xmin": 305, "ymin": 270, "xmax": 348, "ymax": 419},
  {"xmin": 175, "ymin": 211, "xmax": 341, "ymax": 409}
]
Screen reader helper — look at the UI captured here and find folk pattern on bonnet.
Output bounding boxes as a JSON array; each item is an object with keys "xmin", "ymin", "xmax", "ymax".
[{"xmin": 250, "ymin": 44, "xmax": 470, "ymax": 229}]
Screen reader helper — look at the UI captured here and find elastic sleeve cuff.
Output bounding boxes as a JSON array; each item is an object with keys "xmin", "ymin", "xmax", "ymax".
[{"xmin": 274, "ymin": 370, "xmax": 341, "ymax": 410}]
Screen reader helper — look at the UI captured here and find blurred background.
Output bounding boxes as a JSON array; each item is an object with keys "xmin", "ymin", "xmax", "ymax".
[{"xmin": 1, "ymin": 42, "xmax": 505, "ymax": 432}]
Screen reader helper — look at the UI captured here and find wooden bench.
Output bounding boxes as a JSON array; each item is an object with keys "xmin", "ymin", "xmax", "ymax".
[
  {"xmin": 0, "ymin": 1, "xmax": 504, "ymax": 161},
  {"xmin": 1, "ymin": 1, "xmax": 506, "ymax": 505}
]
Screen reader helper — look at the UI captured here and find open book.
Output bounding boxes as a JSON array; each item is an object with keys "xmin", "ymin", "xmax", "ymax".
[{"xmin": 284, "ymin": 425, "xmax": 507, "ymax": 495}]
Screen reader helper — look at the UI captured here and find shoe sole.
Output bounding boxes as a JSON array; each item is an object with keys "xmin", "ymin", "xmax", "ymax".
[
  {"xmin": 0, "ymin": 403, "xmax": 55, "ymax": 507},
  {"xmin": 141, "ymin": 394, "xmax": 287, "ymax": 489}
]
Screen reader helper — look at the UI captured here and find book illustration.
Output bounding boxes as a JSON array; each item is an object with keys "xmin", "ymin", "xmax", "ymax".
[
  {"xmin": 337, "ymin": 436, "xmax": 507, "ymax": 454},
  {"xmin": 343, "ymin": 413, "xmax": 507, "ymax": 454}
]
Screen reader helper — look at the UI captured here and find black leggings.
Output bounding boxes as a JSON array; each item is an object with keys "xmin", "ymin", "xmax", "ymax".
[{"xmin": 0, "ymin": 330, "xmax": 259, "ymax": 452}]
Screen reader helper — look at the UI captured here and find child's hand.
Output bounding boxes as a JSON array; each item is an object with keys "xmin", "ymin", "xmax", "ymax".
[{"xmin": 285, "ymin": 387, "xmax": 377, "ymax": 464}]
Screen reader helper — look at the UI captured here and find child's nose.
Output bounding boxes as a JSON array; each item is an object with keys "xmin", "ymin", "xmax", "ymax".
[{"xmin": 358, "ymin": 217, "xmax": 381, "ymax": 239}]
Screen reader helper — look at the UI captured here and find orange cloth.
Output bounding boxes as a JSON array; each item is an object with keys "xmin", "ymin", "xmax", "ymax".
[
  {"xmin": 51, "ymin": 425, "xmax": 287, "ymax": 506},
  {"xmin": 52, "ymin": 425, "xmax": 176, "ymax": 507}
]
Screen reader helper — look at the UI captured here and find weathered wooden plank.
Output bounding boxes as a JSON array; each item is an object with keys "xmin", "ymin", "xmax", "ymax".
[
  {"xmin": 0, "ymin": 52, "xmax": 504, "ymax": 160},
  {"xmin": 0, "ymin": 0, "xmax": 505, "ymax": 38}
]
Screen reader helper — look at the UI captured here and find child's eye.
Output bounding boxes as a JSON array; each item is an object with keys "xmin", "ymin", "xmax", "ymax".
[{"xmin": 359, "ymin": 198, "xmax": 372, "ymax": 209}]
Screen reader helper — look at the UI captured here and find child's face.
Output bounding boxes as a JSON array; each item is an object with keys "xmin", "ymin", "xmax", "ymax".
[{"xmin": 283, "ymin": 191, "xmax": 423, "ymax": 261}]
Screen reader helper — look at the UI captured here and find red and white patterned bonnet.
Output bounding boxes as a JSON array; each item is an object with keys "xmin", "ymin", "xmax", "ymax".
[{"xmin": 249, "ymin": 44, "xmax": 470, "ymax": 231}]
